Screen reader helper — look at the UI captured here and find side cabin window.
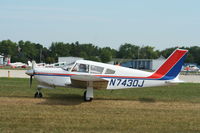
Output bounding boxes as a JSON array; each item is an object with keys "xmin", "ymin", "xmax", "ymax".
[
  {"xmin": 105, "ymin": 69, "xmax": 115, "ymax": 74},
  {"xmin": 72, "ymin": 63, "xmax": 89, "ymax": 73},
  {"xmin": 54, "ymin": 63, "xmax": 59, "ymax": 67},
  {"xmin": 90, "ymin": 65, "xmax": 104, "ymax": 74}
]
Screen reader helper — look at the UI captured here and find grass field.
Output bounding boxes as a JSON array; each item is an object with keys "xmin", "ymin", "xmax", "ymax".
[{"xmin": 0, "ymin": 78, "xmax": 200, "ymax": 133}]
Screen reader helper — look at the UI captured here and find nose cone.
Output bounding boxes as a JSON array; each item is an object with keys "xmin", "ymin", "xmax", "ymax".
[{"xmin": 26, "ymin": 69, "xmax": 34, "ymax": 76}]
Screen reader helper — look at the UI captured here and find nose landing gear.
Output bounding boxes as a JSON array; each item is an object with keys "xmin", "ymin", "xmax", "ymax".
[
  {"xmin": 34, "ymin": 87, "xmax": 43, "ymax": 98},
  {"xmin": 34, "ymin": 92, "xmax": 43, "ymax": 98}
]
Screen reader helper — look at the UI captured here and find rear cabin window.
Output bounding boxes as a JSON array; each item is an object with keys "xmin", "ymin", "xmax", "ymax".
[
  {"xmin": 105, "ymin": 69, "xmax": 115, "ymax": 74},
  {"xmin": 54, "ymin": 63, "xmax": 59, "ymax": 66},
  {"xmin": 90, "ymin": 65, "xmax": 104, "ymax": 74},
  {"xmin": 72, "ymin": 63, "xmax": 89, "ymax": 73}
]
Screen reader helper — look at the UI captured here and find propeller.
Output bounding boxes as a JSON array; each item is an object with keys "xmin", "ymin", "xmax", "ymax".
[
  {"xmin": 25, "ymin": 61, "xmax": 36, "ymax": 88},
  {"xmin": 30, "ymin": 75, "xmax": 33, "ymax": 87}
]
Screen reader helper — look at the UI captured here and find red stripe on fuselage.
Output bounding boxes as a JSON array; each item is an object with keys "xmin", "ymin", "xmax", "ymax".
[{"xmin": 147, "ymin": 49, "xmax": 187, "ymax": 79}]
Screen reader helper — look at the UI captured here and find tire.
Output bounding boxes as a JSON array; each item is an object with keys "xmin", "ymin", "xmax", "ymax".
[
  {"xmin": 34, "ymin": 92, "xmax": 39, "ymax": 98},
  {"xmin": 83, "ymin": 91, "xmax": 87, "ymax": 101},
  {"xmin": 34, "ymin": 92, "xmax": 43, "ymax": 98},
  {"xmin": 38, "ymin": 92, "xmax": 43, "ymax": 98},
  {"xmin": 83, "ymin": 91, "xmax": 93, "ymax": 102}
]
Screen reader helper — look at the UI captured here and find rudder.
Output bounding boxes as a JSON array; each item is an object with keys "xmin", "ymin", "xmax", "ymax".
[{"xmin": 148, "ymin": 49, "xmax": 188, "ymax": 80}]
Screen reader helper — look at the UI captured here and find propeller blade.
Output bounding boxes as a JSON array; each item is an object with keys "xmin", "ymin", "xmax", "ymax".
[{"xmin": 30, "ymin": 75, "xmax": 33, "ymax": 88}]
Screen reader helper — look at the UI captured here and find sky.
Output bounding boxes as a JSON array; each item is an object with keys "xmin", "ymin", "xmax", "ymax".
[{"xmin": 0, "ymin": 0, "xmax": 200, "ymax": 50}]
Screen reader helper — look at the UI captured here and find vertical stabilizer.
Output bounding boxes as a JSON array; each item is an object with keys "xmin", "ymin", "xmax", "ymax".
[{"xmin": 148, "ymin": 49, "xmax": 188, "ymax": 80}]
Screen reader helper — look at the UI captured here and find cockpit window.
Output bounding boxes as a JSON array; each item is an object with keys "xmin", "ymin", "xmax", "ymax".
[
  {"xmin": 55, "ymin": 63, "xmax": 59, "ymax": 66},
  {"xmin": 67, "ymin": 62, "xmax": 75, "ymax": 66},
  {"xmin": 105, "ymin": 69, "xmax": 115, "ymax": 74},
  {"xmin": 72, "ymin": 63, "xmax": 89, "ymax": 73},
  {"xmin": 90, "ymin": 65, "xmax": 104, "ymax": 74},
  {"xmin": 62, "ymin": 62, "xmax": 76, "ymax": 71}
]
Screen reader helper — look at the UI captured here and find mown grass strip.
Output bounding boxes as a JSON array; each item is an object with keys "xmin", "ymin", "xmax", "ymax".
[{"xmin": 0, "ymin": 78, "xmax": 200, "ymax": 133}]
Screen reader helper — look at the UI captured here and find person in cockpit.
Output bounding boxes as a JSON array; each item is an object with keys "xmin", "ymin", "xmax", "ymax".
[{"xmin": 79, "ymin": 64, "xmax": 87, "ymax": 72}]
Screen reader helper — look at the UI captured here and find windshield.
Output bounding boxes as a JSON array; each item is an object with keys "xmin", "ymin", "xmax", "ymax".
[
  {"xmin": 72, "ymin": 63, "xmax": 89, "ymax": 73},
  {"xmin": 62, "ymin": 62, "xmax": 76, "ymax": 71}
]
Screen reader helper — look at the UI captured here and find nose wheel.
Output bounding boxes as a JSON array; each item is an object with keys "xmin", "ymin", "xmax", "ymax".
[
  {"xmin": 34, "ymin": 87, "xmax": 43, "ymax": 98},
  {"xmin": 34, "ymin": 92, "xmax": 43, "ymax": 98}
]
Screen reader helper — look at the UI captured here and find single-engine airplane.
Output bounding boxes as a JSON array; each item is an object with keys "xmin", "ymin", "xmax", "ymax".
[
  {"xmin": 9, "ymin": 62, "xmax": 28, "ymax": 68},
  {"xmin": 26, "ymin": 49, "xmax": 188, "ymax": 101}
]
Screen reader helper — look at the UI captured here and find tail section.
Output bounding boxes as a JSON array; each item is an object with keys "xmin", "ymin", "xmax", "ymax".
[
  {"xmin": 32, "ymin": 61, "xmax": 37, "ymax": 69},
  {"xmin": 148, "ymin": 49, "xmax": 188, "ymax": 80},
  {"xmin": 28, "ymin": 61, "xmax": 32, "ymax": 67}
]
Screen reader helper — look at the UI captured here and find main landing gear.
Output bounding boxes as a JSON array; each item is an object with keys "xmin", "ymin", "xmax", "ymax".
[
  {"xmin": 34, "ymin": 87, "xmax": 43, "ymax": 98},
  {"xmin": 83, "ymin": 84, "xmax": 94, "ymax": 102},
  {"xmin": 84, "ymin": 91, "xmax": 93, "ymax": 101}
]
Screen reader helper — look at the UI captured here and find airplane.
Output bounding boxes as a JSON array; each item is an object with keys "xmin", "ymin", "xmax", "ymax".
[
  {"xmin": 26, "ymin": 49, "xmax": 188, "ymax": 101},
  {"xmin": 9, "ymin": 62, "xmax": 28, "ymax": 68},
  {"xmin": 183, "ymin": 64, "xmax": 200, "ymax": 72},
  {"xmin": 45, "ymin": 62, "xmax": 68, "ymax": 68},
  {"xmin": 28, "ymin": 61, "xmax": 68, "ymax": 68},
  {"xmin": 28, "ymin": 61, "xmax": 46, "ymax": 68}
]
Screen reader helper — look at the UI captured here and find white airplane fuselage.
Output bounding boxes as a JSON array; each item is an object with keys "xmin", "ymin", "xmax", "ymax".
[{"xmin": 33, "ymin": 65, "xmax": 168, "ymax": 90}]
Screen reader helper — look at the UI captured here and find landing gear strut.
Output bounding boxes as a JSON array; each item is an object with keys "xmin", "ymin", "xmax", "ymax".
[
  {"xmin": 34, "ymin": 87, "xmax": 43, "ymax": 98},
  {"xmin": 83, "ymin": 82, "xmax": 94, "ymax": 101}
]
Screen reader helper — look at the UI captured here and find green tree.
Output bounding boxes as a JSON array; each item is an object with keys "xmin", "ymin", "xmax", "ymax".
[
  {"xmin": 139, "ymin": 46, "xmax": 159, "ymax": 59},
  {"xmin": 117, "ymin": 43, "xmax": 140, "ymax": 59},
  {"xmin": 99, "ymin": 47, "xmax": 112, "ymax": 63},
  {"xmin": 18, "ymin": 41, "xmax": 45, "ymax": 63},
  {"xmin": 160, "ymin": 47, "xmax": 177, "ymax": 58},
  {"xmin": 0, "ymin": 40, "xmax": 18, "ymax": 62},
  {"xmin": 188, "ymin": 46, "xmax": 200, "ymax": 65}
]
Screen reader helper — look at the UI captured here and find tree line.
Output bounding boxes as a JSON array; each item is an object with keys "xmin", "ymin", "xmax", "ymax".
[{"xmin": 0, "ymin": 39, "xmax": 200, "ymax": 65}]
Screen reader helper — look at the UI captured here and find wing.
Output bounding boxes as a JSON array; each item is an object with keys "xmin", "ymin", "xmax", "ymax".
[{"xmin": 70, "ymin": 75, "xmax": 108, "ymax": 90}]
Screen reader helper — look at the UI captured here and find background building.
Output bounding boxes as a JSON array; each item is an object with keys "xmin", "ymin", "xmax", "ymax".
[
  {"xmin": 120, "ymin": 56, "xmax": 166, "ymax": 70},
  {"xmin": 58, "ymin": 57, "xmax": 83, "ymax": 64},
  {"xmin": 107, "ymin": 58, "xmax": 132, "ymax": 65},
  {"xmin": 4, "ymin": 56, "xmax": 11, "ymax": 65},
  {"xmin": 0, "ymin": 55, "xmax": 3, "ymax": 65}
]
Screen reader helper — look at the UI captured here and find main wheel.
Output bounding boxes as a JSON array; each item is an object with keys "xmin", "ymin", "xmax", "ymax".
[
  {"xmin": 34, "ymin": 92, "xmax": 39, "ymax": 98},
  {"xmin": 83, "ymin": 91, "xmax": 93, "ymax": 102}
]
